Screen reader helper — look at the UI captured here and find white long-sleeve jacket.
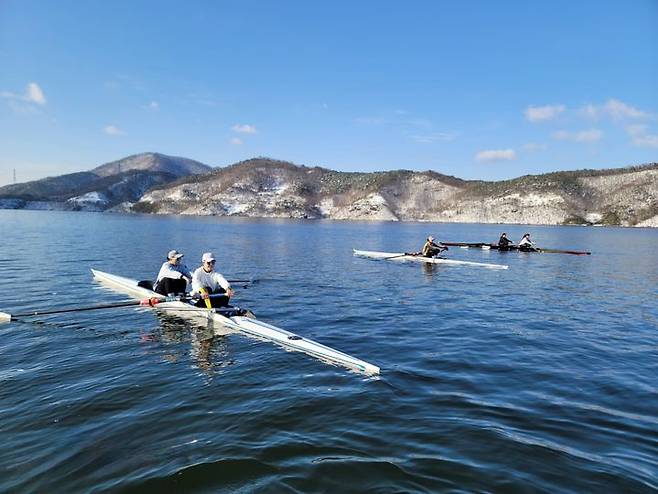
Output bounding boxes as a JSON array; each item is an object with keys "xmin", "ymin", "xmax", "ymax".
[
  {"xmin": 156, "ymin": 261, "xmax": 192, "ymax": 283},
  {"xmin": 192, "ymin": 267, "xmax": 231, "ymax": 294}
]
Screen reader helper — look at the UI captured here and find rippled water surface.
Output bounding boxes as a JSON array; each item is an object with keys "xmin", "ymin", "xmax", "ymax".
[{"xmin": 1, "ymin": 210, "xmax": 656, "ymax": 493}]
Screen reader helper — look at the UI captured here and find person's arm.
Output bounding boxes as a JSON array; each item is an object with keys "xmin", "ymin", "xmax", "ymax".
[
  {"xmin": 191, "ymin": 269, "xmax": 204, "ymax": 295},
  {"xmin": 181, "ymin": 264, "xmax": 193, "ymax": 281},
  {"xmin": 155, "ymin": 263, "xmax": 166, "ymax": 283},
  {"xmin": 215, "ymin": 273, "xmax": 234, "ymax": 298}
]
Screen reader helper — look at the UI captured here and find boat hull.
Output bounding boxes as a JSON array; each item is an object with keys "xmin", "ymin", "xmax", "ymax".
[
  {"xmin": 441, "ymin": 243, "xmax": 591, "ymax": 255},
  {"xmin": 352, "ymin": 249, "xmax": 508, "ymax": 269},
  {"xmin": 91, "ymin": 269, "xmax": 380, "ymax": 375}
]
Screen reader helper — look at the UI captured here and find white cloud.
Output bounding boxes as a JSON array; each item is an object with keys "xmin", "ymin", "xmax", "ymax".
[
  {"xmin": 6, "ymin": 100, "xmax": 39, "ymax": 115},
  {"xmin": 633, "ymin": 134, "xmax": 658, "ymax": 147},
  {"xmin": 186, "ymin": 91, "xmax": 219, "ymax": 107},
  {"xmin": 525, "ymin": 104, "xmax": 565, "ymax": 122},
  {"xmin": 230, "ymin": 137, "xmax": 243, "ymax": 145},
  {"xmin": 104, "ymin": 124, "xmax": 125, "ymax": 136},
  {"xmin": 523, "ymin": 143, "xmax": 547, "ymax": 152},
  {"xmin": 626, "ymin": 124, "xmax": 646, "ymax": 137},
  {"xmin": 232, "ymin": 124, "xmax": 257, "ymax": 134},
  {"xmin": 552, "ymin": 129, "xmax": 602, "ymax": 142},
  {"xmin": 1, "ymin": 82, "xmax": 47, "ymax": 106},
  {"xmin": 410, "ymin": 132, "xmax": 456, "ymax": 143},
  {"xmin": 626, "ymin": 125, "xmax": 658, "ymax": 148},
  {"xmin": 141, "ymin": 100, "xmax": 159, "ymax": 111},
  {"xmin": 578, "ymin": 99, "xmax": 646, "ymax": 121},
  {"xmin": 475, "ymin": 149, "xmax": 517, "ymax": 162},
  {"xmin": 355, "ymin": 114, "xmax": 432, "ymax": 130},
  {"xmin": 604, "ymin": 99, "xmax": 645, "ymax": 120},
  {"xmin": 355, "ymin": 116, "xmax": 387, "ymax": 125},
  {"xmin": 26, "ymin": 83, "xmax": 46, "ymax": 104},
  {"xmin": 578, "ymin": 104, "xmax": 598, "ymax": 120}
]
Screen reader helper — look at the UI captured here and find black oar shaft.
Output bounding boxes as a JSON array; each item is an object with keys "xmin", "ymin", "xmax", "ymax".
[
  {"xmin": 539, "ymin": 248, "xmax": 591, "ymax": 255},
  {"xmin": 11, "ymin": 300, "xmax": 144, "ymax": 318}
]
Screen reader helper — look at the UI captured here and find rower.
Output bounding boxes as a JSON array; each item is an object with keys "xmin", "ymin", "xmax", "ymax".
[
  {"xmin": 518, "ymin": 233, "xmax": 537, "ymax": 252},
  {"xmin": 191, "ymin": 252, "xmax": 234, "ymax": 308},
  {"xmin": 497, "ymin": 232, "xmax": 514, "ymax": 251},
  {"xmin": 421, "ymin": 235, "xmax": 448, "ymax": 258},
  {"xmin": 154, "ymin": 249, "xmax": 192, "ymax": 296}
]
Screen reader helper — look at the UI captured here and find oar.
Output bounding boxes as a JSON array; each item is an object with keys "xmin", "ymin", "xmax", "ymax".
[
  {"xmin": 198, "ymin": 288, "xmax": 213, "ymax": 310},
  {"xmin": 384, "ymin": 252, "xmax": 417, "ymax": 260},
  {"xmin": 0, "ymin": 297, "xmax": 166, "ymax": 323},
  {"xmin": 537, "ymin": 248, "xmax": 591, "ymax": 255},
  {"xmin": 442, "ymin": 242, "xmax": 484, "ymax": 248}
]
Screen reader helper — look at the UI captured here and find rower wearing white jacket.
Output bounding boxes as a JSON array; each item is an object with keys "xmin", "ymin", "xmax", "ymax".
[
  {"xmin": 154, "ymin": 250, "xmax": 192, "ymax": 296},
  {"xmin": 421, "ymin": 235, "xmax": 448, "ymax": 257},
  {"xmin": 518, "ymin": 233, "xmax": 537, "ymax": 251},
  {"xmin": 192, "ymin": 252, "xmax": 234, "ymax": 308}
]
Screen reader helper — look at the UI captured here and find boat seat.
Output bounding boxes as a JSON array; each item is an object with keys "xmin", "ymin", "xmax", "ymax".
[{"xmin": 137, "ymin": 280, "xmax": 154, "ymax": 290}]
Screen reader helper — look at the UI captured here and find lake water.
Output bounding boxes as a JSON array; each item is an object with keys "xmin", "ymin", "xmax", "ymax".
[{"xmin": 1, "ymin": 210, "xmax": 656, "ymax": 493}]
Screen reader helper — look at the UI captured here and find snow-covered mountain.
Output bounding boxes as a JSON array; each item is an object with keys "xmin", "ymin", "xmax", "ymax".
[
  {"xmin": 133, "ymin": 158, "xmax": 658, "ymax": 227},
  {"xmin": 2, "ymin": 154, "xmax": 656, "ymax": 226},
  {"xmin": 0, "ymin": 153, "xmax": 212, "ymax": 211}
]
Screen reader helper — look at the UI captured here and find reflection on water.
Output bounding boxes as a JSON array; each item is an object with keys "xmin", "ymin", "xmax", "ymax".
[
  {"xmin": 138, "ymin": 312, "xmax": 237, "ymax": 378},
  {"xmin": 190, "ymin": 327, "xmax": 235, "ymax": 378},
  {"xmin": 422, "ymin": 262, "xmax": 439, "ymax": 278}
]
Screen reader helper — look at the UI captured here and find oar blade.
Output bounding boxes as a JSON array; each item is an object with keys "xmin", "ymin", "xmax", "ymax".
[{"xmin": 0, "ymin": 312, "xmax": 12, "ymax": 323}]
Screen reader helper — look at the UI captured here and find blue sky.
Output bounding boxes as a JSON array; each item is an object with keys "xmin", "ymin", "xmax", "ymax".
[{"xmin": 1, "ymin": 0, "xmax": 656, "ymax": 186}]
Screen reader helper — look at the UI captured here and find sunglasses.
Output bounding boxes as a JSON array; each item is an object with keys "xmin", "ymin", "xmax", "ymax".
[{"xmin": 204, "ymin": 260, "xmax": 216, "ymax": 264}]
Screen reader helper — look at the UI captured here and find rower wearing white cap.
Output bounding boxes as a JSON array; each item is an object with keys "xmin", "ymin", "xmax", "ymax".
[
  {"xmin": 421, "ymin": 235, "xmax": 448, "ymax": 258},
  {"xmin": 154, "ymin": 249, "xmax": 192, "ymax": 296},
  {"xmin": 192, "ymin": 252, "xmax": 234, "ymax": 308}
]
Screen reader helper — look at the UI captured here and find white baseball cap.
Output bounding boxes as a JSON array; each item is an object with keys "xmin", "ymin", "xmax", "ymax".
[
  {"xmin": 201, "ymin": 252, "xmax": 216, "ymax": 263},
  {"xmin": 167, "ymin": 249, "xmax": 184, "ymax": 259},
  {"xmin": 427, "ymin": 235, "xmax": 434, "ymax": 241}
]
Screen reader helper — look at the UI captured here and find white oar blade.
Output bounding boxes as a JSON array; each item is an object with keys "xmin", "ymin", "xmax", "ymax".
[{"xmin": 0, "ymin": 312, "xmax": 12, "ymax": 323}]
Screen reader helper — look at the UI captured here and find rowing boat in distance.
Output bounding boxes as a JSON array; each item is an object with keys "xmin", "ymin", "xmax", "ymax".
[
  {"xmin": 91, "ymin": 269, "xmax": 380, "ymax": 376},
  {"xmin": 352, "ymin": 249, "xmax": 509, "ymax": 269},
  {"xmin": 441, "ymin": 242, "xmax": 591, "ymax": 256}
]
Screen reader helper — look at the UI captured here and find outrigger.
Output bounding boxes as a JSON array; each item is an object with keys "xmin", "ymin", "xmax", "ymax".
[{"xmin": 441, "ymin": 242, "xmax": 591, "ymax": 255}]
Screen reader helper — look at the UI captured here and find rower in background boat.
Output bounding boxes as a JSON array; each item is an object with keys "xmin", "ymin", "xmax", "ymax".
[
  {"xmin": 497, "ymin": 232, "xmax": 514, "ymax": 251},
  {"xmin": 192, "ymin": 252, "xmax": 234, "ymax": 308},
  {"xmin": 518, "ymin": 233, "xmax": 538, "ymax": 252},
  {"xmin": 154, "ymin": 249, "xmax": 192, "ymax": 296},
  {"xmin": 421, "ymin": 235, "xmax": 449, "ymax": 257}
]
